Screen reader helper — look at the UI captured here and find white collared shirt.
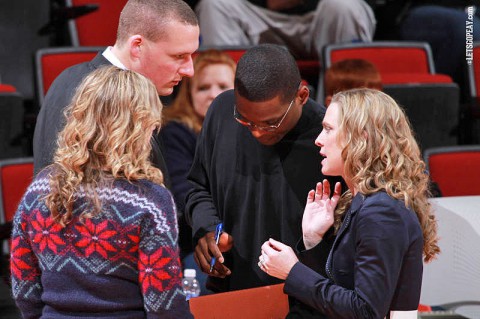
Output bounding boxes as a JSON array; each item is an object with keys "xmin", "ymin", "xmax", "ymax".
[{"xmin": 102, "ymin": 46, "xmax": 127, "ymax": 70}]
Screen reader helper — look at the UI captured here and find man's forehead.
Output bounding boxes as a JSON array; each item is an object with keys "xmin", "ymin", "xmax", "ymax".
[{"xmin": 235, "ymin": 93, "xmax": 282, "ymax": 107}]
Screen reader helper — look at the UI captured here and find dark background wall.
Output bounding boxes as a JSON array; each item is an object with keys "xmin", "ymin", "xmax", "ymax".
[{"xmin": 0, "ymin": 0, "xmax": 50, "ymax": 102}]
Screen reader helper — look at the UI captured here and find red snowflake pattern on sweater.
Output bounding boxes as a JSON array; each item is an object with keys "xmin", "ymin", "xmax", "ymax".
[
  {"xmin": 31, "ymin": 209, "xmax": 66, "ymax": 254},
  {"xmin": 139, "ymin": 246, "xmax": 181, "ymax": 294},
  {"xmin": 75, "ymin": 219, "xmax": 117, "ymax": 258},
  {"xmin": 10, "ymin": 174, "xmax": 192, "ymax": 318}
]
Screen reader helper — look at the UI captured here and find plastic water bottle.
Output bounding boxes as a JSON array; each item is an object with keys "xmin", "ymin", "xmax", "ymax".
[{"xmin": 182, "ymin": 268, "xmax": 201, "ymax": 301}]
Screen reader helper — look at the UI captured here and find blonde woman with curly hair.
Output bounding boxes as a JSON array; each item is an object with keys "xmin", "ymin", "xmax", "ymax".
[
  {"xmin": 11, "ymin": 66, "xmax": 193, "ymax": 318},
  {"xmin": 258, "ymin": 88, "xmax": 440, "ymax": 318}
]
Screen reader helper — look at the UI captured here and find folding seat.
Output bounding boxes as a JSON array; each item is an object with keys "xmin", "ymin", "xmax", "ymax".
[
  {"xmin": 0, "ymin": 157, "xmax": 34, "ymax": 253},
  {"xmin": 66, "ymin": 0, "xmax": 127, "ymax": 46},
  {"xmin": 35, "ymin": 46, "xmax": 105, "ymax": 106},
  {"xmin": 423, "ymin": 145, "xmax": 480, "ymax": 196}
]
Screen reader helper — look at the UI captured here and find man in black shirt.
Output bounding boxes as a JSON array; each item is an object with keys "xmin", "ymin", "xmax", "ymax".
[{"xmin": 185, "ymin": 44, "xmax": 341, "ymax": 292}]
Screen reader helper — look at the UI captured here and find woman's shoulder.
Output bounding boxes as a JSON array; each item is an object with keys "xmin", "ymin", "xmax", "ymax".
[
  {"xmin": 25, "ymin": 166, "xmax": 53, "ymax": 195},
  {"xmin": 358, "ymin": 192, "xmax": 412, "ymax": 219},
  {"xmin": 121, "ymin": 179, "xmax": 173, "ymax": 206}
]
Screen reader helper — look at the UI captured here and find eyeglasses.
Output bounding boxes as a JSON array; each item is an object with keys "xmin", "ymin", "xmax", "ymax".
[{"xmin": 233, "ymin": 98, "xmax": 295, "ymax": 132}]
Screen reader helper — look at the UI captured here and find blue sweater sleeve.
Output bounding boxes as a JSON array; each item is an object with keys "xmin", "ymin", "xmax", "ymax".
[
  {"xmin": 139, "ymin": 185, "xmax": 193, "ymax": 318},
  {"xmin": 10, "ymin": 185, "xmax": 45, "ymax": 319}
]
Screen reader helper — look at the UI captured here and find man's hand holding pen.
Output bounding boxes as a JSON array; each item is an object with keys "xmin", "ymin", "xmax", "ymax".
[{"xmin": 193, "ymin": 223, "xmax": 234, "ymax": 278}]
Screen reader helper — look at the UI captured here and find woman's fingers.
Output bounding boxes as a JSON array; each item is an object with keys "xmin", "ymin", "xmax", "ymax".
[
  {"xmin": 313, "ymin": 182, "xmax": 324, "ymax": 202},
  {"xmin": 306, "ymin": 189, "xmax": 315, "ymax": 203},
  {"xmin": 309, "ymin": 180, "xmax": 341, "ymax": 203},
  {"xmin": 268, "ymin": 238, "xmax": 285, "ymax": 251},
  {"xmin": 331, "ymin": 182, "xmax": 342, "ymax": 205},
  {"xmin": 322, "ymin": 179, "xmax": 331, "ymax": 199}
]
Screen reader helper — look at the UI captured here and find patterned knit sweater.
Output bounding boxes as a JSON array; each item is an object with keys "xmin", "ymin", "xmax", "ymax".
[{"xmin": 10, "ymin": 169, "xmax": 193, "ymax": 319}]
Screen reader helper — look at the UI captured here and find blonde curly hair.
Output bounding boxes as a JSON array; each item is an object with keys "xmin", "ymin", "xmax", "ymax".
[
  {"xmin": 331, "ymin": 88, "xmax": 439, "ymax": 262},
  {"xmin": 44, "ymin": 66, "xmax": 164, "ymax": 226}
]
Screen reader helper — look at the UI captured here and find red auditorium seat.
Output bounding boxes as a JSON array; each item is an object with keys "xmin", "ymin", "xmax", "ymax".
[
  {"xmin": 35, "ymin": 46, "xmax": 105, "ymax": 106},
  {"xmin": 382, "ymin": 73, "xmax": 452, "ymax": 85},
  {"xmin": 324, "ymin": 41, "xmax": 439, "ymax": 75},
  {"xmin": 0, "ymin": 84, "xmax": 16, "ymax": 93},
  {"xmin": 0, "ymin": 157, "xmax": 34, "ymax": 252},
  {"xmin": 67, "ymin": 0, "xmax": 127, "ymax": 46},
  {"xmin": 424, "ymin": 145, "xmax": 480, "ymax": 196},
  {"xmin": 319, "ymin": 41, "xmax": 454, "ymax": 105},
  {"xmin": 0, "ymin": 157, "xmax": 34, "ymax": 225}
]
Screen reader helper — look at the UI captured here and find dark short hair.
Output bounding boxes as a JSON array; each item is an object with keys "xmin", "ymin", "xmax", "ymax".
[{"xmin": 235, "ymin": 44, "xmax": 301, "ymax": 103}]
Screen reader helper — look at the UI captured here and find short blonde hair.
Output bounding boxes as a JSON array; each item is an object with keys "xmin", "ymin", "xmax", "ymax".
[
  {"xmin": 332, "ymin": 88, "xmax": 439, "ymax": 262},
  {"xmin": 45, "ymin": 66, "xmax": 164, "ymax": 226}
]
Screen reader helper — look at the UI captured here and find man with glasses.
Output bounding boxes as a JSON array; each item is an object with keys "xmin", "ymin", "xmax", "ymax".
[{"xmin": 185, "ymin": 44, "xmax": 341, "ymax": 293}]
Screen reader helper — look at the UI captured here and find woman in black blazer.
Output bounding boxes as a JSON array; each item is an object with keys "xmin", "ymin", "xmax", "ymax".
[{"xmin": 258, "ymin": 88, "xmax": 440, "ymax": 319}]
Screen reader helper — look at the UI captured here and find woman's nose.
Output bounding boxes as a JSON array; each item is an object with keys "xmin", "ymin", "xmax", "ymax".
[{"xmin": 315, "ymin": 134, "xmax": 323, "ymax": 147}]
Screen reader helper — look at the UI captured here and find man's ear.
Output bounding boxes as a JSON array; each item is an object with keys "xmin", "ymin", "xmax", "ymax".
[
  {"xmin": 129, "ymin": 35, "xmax": 143, "ymax": 59},
  {"xmin": 298, "ymin": 83, "xmax": 310, "ymax": 104}
]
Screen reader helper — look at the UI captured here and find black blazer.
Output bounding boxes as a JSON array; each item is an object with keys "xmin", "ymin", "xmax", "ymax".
[
  {"xmin": 285, "ymin": 191, "xmax": 424, "ymax": 318},
  {"xmin": 33, "ymin": 53, "xmax": 170, "ymax": 187}
]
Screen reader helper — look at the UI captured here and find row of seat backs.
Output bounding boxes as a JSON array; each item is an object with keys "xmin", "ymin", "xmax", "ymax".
[
  {"xmin": 33, "ymin": 42, "xmax": 464, "ymax": 154},
  {"xmin": 64, "ymin": 0, "xmax": 480, "ymax": 99},
  {"xmin": 34, "ymin": 45, "xmax": 318, "ymax": 107},
  {"xmin": 35, "ymin": 41, "xmax": 459, "ymax": 106}
]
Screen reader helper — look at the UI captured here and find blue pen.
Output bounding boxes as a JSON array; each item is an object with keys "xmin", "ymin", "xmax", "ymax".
[{"xmin": 209, "ymin": 223, "xmax": 223, "ymax": 273}]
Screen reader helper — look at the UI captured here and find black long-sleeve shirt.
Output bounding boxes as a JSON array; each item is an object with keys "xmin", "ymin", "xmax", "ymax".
[{"xmin": 185, "ymin": 89, "xmax": 340, "ymax": 292}]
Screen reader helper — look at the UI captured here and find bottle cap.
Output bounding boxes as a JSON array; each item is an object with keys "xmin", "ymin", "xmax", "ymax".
[{"xmin": 184, "ymin": 268, "xmax": 196, "ymax": 278}]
